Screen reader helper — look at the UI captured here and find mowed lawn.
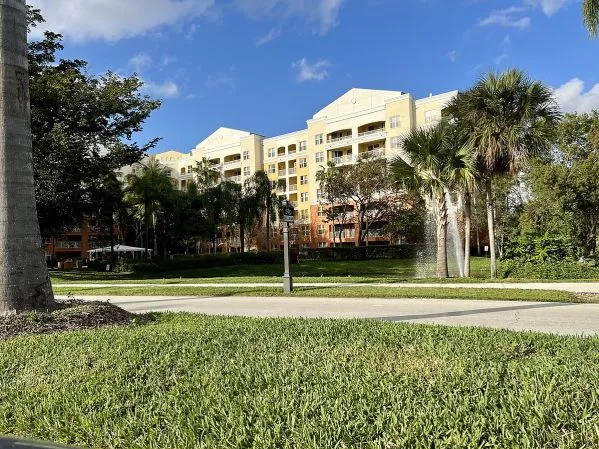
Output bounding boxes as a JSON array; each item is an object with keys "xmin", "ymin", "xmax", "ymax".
[
  {"xmin": 50, "ymin": 258, "xmax": 496, "ymax": 285},
  {"xmin": 0, "ymin": 314, "xmax": 597, "ymax": 449}
]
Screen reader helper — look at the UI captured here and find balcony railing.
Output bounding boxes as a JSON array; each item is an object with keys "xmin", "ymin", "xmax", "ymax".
[
  {"xmin": 327, "ymin": 135, "xmax": 353, "ymax": 144},
  {"xmin": 279, "ymin": 169, "xmax": 286, "ymax": 176},
  {"xmin": 288, "ymin": 167, "xmax": 297, "ymax": 175},
  {"xmin": 226, "ymin": 175, "xmax": 242, "ymax": 182},
  {"xmin": 331, "ymin": 155, "xmax": 354, "ymax": 165},
  {"xmin": 291, "ymin": 201, "xmax": 298, "ymax": 208},
  {"xmin": 289, "ymin": 184, "xmax": 298, "ymax": 192},
  {"xmin": 361, "ymin": 149, "xmax": 385, "ymax": 158},
  {"xmin": 223, "ymin": 159, "xmax": 241, "ymax": 166},
  {"xmin": 358, "ymin": 128, "xmax": 386, "ymax": 137},
  {"xmin": 55, "ymin": 241, "xmax": 82, "ymax": 249}
]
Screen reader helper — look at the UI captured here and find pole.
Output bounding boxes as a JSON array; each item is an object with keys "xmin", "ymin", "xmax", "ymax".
[{"xmin": 282, "ymin": 222, "xmax": 293, "ymax": 293}]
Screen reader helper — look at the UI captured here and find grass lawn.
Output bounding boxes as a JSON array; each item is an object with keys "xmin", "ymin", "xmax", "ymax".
[
  {"xmin": 0, "ymin": 314, "xmax": 597, "ymax": 448},
  {"xmin": 52, "ymin": 285, "xmax": 598, "ymax": 303}
]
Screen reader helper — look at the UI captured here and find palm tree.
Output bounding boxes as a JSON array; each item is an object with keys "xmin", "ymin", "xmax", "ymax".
[
  {"xmin": 0, "ymin": 0, "xmax": 54, "ymax": 314},
  {"xmin": 583, "ymin": 0, "xmax": 599, "ymax": 36},
  {"xmin": 391, "ymin": 121, "xmax": 476, "ymax": 278},
  {"xmin": 193, "ymin": 157, "xmax": 221, "ymax": 191},
  {"xmin": 125, "ymin": 160, "xmax": 174, "ymax": 255},
  {"xmin": 253, "ymin": 170, "xmax": 280, "ymax": 251},
  {"xmin": 450, "ymin": 70, "xmax": 560, "ymax": 278}
]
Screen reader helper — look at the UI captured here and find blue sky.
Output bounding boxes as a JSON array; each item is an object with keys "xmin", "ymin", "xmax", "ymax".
[{"xmin": 29, "ymin": 0, "xmax": 599, "ymax": 154}]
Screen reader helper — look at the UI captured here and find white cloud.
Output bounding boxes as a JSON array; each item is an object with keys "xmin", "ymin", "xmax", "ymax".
[
  {"xmin": 479, "ymin": 6, "xmax": 531, "ymax": 29},
  {"xmin": 525, "ymin": 0, "xmax": 570, "ymax": 16},
  {"xmin": 235, "ymin": 0, "xmax": 345, "ymax": 35},
  {"xmin": 292, "ymin": 58, "xmax": 330, "ymax": 83},
  {"xmin": 205, "ymin": 73, "xmax": 237, "ymax": 91},
  {"xmin": 494, "ymin": 51, "xmax": 509, "ymax": 65},
  {"xmin": 128, "ymin": 53, "xmax": 153, "ymax": 73},
  {"xmin": 553, "ymin": 78, "xmax": 599, "ymax": 113},
  {"xmin": 142, "ymin": 80, "xmax": 181, "ymax": 99},
  {"xmin": 255, "ymin": 27, "xmax": 282, "ymax": 46},
  {"xmin": 446, "ymin": 50, "xmax": 457, "ymax": 63},
  {"xmin": 28, "ymin": 0, "xmax": 214, "ymax": 42}
]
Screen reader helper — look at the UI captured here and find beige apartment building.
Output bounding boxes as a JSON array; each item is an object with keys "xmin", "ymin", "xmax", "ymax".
[{"xmin": 124, "ymin": 87, "xmax": 457, "ymax": 250}]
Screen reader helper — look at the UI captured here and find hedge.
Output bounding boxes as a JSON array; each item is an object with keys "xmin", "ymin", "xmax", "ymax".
[
  {"xmin": 499, "ymin": 259, "xmax": 599, "ymax": 280},
  {"xmin": 300, "ymin": 245, "xmax": 419, "ymax": 261}
]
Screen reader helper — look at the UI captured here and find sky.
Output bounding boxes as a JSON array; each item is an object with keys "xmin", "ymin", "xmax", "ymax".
[{"xmin": 28, "ymin": 0, "xmax": 599, "ymax": 154}]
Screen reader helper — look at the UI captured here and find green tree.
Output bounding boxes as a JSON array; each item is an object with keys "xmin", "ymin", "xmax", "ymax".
[
  {"xmin": 0, "ymin": 0, "xmax": 54, "ymax": 314},
  {"xmin": 316, "ymin": 161, "xmax": 352, "ymax": 246},
  {"xmin": 449, "ymin": 70, "xmax": 560, "ymax": 278},
  {"xmin": 201, "ymin": 181, "xmax": 240, "ymax": 254},
  {"xmin": 391, "ymin": 122, "xmax": 476, "ymax": 278},
  {"xmin": 253, "ymin": 171, "xmax": 285, "ymax": 251},
  {"xmin": 125, "ymin": 160, "xmax": 174, "ymax": 254},
  {"xmin": 27, "ymin": 9, "xmax": 160, "ymax": 236},
  {"xmin": 583, "ymin": 0, "xmax": 599, "ymax": 36}
]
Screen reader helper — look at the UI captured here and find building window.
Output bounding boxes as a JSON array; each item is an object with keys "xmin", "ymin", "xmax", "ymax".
[
  {"xmin": 390, "ymin": 115, "xmax": 401, "ymax": 129},
  {"xmin": 317, "ymin": 189, "xmax": 323, "ymax": 201},
  {"xmin": 180, "ymin": 167, "xmax": 186, "ymax": 175},
  {"xmin": 270, "ymin": 181, "xmax": 277, "ymax": 189},
  {"xmin": 318, "ymin": 206, "xmax": 325, "ymax": 217},
  {"xmin": 300, "ymin": 175, "xmax": 308, "ymax": 185},
  {"xmin": 391, "ymin": 136, "xmax": 401, "ymax": 149},
  {"xmin": 299, "ymin": 158, "xmax": 307, "ymax": 168},
  {"xmin": 244, "ymin": 167, "xmax": 250, "ymax": 176},
  {"xmin": 425, "ymin": 110, "xmax": 439, "ymax": 124},
  {"xmin": 301, "ymin": 192, "xmax": 309, "ymax": 202},
  {"xmin": 299, "ymin": 141, "xmax": 307, "ymax": 151},
  {"xmin": 268, "ymin": 148, "xmax": 275, "ymax": 158},
  {"xmin": 315, "ymin": 152, "xmax": 324, "ymax": 163},
  {"xmin": 302, "ymin": 225, "xmax": 310, "ymax": 237},
  {"xmin": 269, "ymin": 164, "xmax": 276, "ymax": 174},
  {"xmin": 318, "ymin": 242, "xmax": 328, "ymax": 248},
  {"xmin": 300, "ymin": 209, "xmax": 309, "ymax": 220},
  {"xmin": 243, "ymin": 151, "xmax": 250, "ymax": 161},
  {"xmin": 317, "ymin": 224, "xmax": 325, "ymax": 235},
  {"xmin": 315, "ymin": 134, "xmax": 324, "ymax": 145},
  {"xmin": 181, "ymin": 180, "xmax": 187, "ymax": 190}
]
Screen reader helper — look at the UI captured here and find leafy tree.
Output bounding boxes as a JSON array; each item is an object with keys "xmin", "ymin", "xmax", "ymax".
[
  {"xmin": 391, "ymin": 121, "xmax": 476, "ymax": 278},
  {"xmin": 125, "ymin": 160, "xmax": 174, "ymax": 254},
  {"xmin": 27, "ymin": 8, "xmax": 160, "ymax": 235},
  {"xmin": 583, "ymin": 0, "xmax": 599, "ymax": 36},
  {"xmin": 316, "ymin": 161, "xmax": 353, "ymax": 246},
  {"xmin": 448, "ymin": 70, "xmax": 560, "ymax": 278},
  {"xmin": 253, "ymin": 171, "xmax": 285, "ymax": 251},
  {"xmin": 201, "ymin": 181, "xmax": 240, "ymax": 254}
]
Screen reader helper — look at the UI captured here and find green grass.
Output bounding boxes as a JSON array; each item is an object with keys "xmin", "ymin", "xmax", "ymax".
[
  {"xmin": 52, "ymin": 285, "xmax": 596, "ymax": 303},
  {"xmin": 0, "ymin": 314, "xmax": 597, "ymax": 448}
]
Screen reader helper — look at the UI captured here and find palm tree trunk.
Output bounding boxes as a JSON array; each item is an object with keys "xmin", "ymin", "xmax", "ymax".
[
  {"xmin": 0, "ymin": 0, "xmax": 54, "ymax": 314},
  {"xmin": 152, "ymin": 210, "xmax": 158, "ymax": 255},
  {"xmin": 463, "ymin": 191, "xmax": 472, "ymax": 277},
  {"xmin": 240, "ymin": 224, "xmax": 245, "ymax": 253},
  {"xmin": 144, "ymin": 200, "xmax": 150, "ymax": 255},
  {"xmin": 265, "ymin": 206, "xmax": 270, "ymax": 251},
  {"xmin": 485, "ymin": 179, "xmax": 498, "ymax": 279},
  {"xmin": 436, "ymin": 195, "xmax": 449, "ymax": 278}
]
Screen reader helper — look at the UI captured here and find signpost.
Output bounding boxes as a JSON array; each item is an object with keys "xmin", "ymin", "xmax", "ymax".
[{"xmin": 279, "ymin": 201, "xmax": 294, "ymax": 293}]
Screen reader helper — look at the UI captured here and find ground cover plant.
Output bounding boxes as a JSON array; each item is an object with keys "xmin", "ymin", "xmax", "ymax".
[{"xmin": 0, "ymin": 314, "xmax": 597, "ymax": 448}]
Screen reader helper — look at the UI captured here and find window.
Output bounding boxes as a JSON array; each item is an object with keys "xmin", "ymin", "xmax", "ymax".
[
  {"xmin": 300, "ymin": 209, "xmax": 309, "ymax": 220},
  {"xmin": 300, "ymin": 175, "xmax": 308, "ymax": 185},
  {"xmin": 299, "ymin": 141, "xmax": 307, "ymax": 151},
  {"xmin": 390, "ymin": 115, "xmax": 401, "ymax": 129},
  {"xmin": 301, "ymin": 192, "xmax": 309, "ymax": 202},
  {"xmin": 268, "ymin": 148, "xmax": 275, "ymax": 158},
  {"xmin": 425, "ymin": 110, "xmax": 439, "ymax": 124},
  {"xmin": 299, "ymin": 158, "xmax": 307, "ymax": 168},
  {"xmin": 181, "ymin": 180, "xmax": 187, "ymax": 190},
  {"xmin": 315, "ymin": 152, "xmax": 324, "ymax": 163},
  {"xmin": 180, "ymin": 167, "xmax": 186, "ymax": 175},
  {"xmin": 315, "ymin": 134, "xmax": 324, "ymax": 145},
  {"xmin": 318, "ymin": 206, "xmax": 325, "ymax": 217},
  {"xmin": 188, "ymin": 165, "xmax": 193, "ymax": 172},
  {"xmin": 243, "ymin": 167, "xmax": 250, "ymax": 176},
  {"xmin": 317, "ymin": 224, "xmax": 325, "ymax": 235},
  {"xmin": 318, "ymin": 242, "xmax": 328, "ymax": 248},
  {"xmin": 270, "ymin": 181, "xmax": 277, "ymax": 189},
  {"xmin": 317, "ymin": 188, "xmax": 323, "ymax": 201},
  {"xmin": 243, "ymin": 151, "xmax": 250, "ymax": 161},
  {"xmin": 268, "ymin": 164, "xmax": 276, "ymax": 174},
  {"xmin": 302, "ymin": 226, "xmax": 310, "ymax": 237},
  {"xmin": 391, "ymin": 136, "xmax": 401, "ymax": 149}
]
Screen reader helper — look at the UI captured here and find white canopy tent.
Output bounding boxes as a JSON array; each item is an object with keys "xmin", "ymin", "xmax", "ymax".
[{"xmin": 88, "ymin": 245, "xmax": 152, "ymax": 260}]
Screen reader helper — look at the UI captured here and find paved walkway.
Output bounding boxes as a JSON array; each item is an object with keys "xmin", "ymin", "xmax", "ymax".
[
  {"xmin": 55, "ymin": 282, "xmax": 599, "ymax": 293},
  {"xmin": 57, "ymin": 295, "xmax": 599, "ymax": 336}
]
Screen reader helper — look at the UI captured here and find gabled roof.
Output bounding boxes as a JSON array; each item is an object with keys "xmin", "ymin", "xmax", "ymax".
[
  {"xmin": 312, "ymin": 88, "xmax": 405, "ymax": 120},
  {"xmin": 194, "ymin": 127, "xmax": 254, "ymax": 150}
]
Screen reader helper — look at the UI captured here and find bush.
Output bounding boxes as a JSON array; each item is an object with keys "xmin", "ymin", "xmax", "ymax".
[
  {"xmin": 301, "ymin": 245, "xmax": 419, "ymax": 261},
  {"xmin": 499, "ymin": 259, "xmax": 599, "ymax": 279}
]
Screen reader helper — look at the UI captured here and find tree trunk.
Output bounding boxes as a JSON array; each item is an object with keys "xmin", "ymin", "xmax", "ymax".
[
  {"xmin": 435, "ymin": 195, "xmax": 449, "ymax": 278},
  {"xmin": 265, "ymin": 206, "xmax": 270, "ymax": 252},
  {"xmin": 144, "ymin": 201, "xmax": 150, "ymax": 255},
  {"xmin": 240, "ymin": 224, "xmax": 245, "ymax": 253},
  {"xmin": 152, "ymin": 210, "xmax": 158, "ymax": 255},
  {"xmin": 463, "ymin": 191, "xmax": 472, "ymax": 277},
  {"xmin": 485, "ymin": 179, "xmax": 498, "ymax": 279},
  {"xmin": 0, "ymin": 0, "xmax": 54, "ymax": 314}
]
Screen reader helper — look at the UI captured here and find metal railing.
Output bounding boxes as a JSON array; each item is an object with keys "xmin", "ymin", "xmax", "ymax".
[
  {"xmin": 331, "ymin": 155, "xmax": 354, "ymax": 164},
  {"xmin": 279, "ymin": 170, "xmax": 286, "ymax": 176},
  {"xmin": 289, "ymin": 184, "xmax": 298, "ymax": 192},
  {"xmin": 358, "ymin": 128, "xmax": 386, "ymax": 137},
  {"xmin": 223, "ymin": 159, "xmax": 241, "ymax": 166},
  {"xmin": 226, "ymin": 175, "xmax": 242, "ymax": 182},
  {"xmin": 288, "ymin": 167, "xmax": 297, "ymax": 175},
  {"xmin": 327, "ymin": 134, "xmax": 353, "ymax": 144}
]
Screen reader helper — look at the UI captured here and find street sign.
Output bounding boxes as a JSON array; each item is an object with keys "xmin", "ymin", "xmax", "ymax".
[{"xmin": 280, "ymin": 204, "xmax": 295, "ymax": 223}]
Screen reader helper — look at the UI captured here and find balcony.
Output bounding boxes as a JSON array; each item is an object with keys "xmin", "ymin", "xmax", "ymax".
[
  {"xmin": 279, "ymin": 169, "xmax": 286, "ymax": 176},
  {"xmin": 223, "ymin": 159, "xmax": 241, "ymax": 167},
  {"xmin": 288, "ymin": 167, "xmax": 297, "ymax": 175},
  {"xmin": 331, "ymin": 155, "xmax": 354, "ymax": 165},
  {"xmin": 289, "ymin": 184, "xmax": 298, "ymax": 192},
  {"xmin": 358, "ymin": 128, "xmax": 385, "ymax": 138},
  {"xmin": 226, "ymin": 175, "xmax": 242, "ymax": 183},
  {"xmin": 360, "ymin": 148, "xmax": 385, "ymax": 159}
]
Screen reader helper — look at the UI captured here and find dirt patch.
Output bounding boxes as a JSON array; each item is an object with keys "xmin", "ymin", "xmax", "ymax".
[{"xmin": 0, "ymin": 301, "xmax": 149, "ymax": 340}]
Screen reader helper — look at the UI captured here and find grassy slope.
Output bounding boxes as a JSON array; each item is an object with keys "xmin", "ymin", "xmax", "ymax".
[
  {"xmin": 0, "ymin": 314, "xmax": 597, "ymax": 448},
  {"xmin": 51, "ymin": 285, "xmax": 595, "ymax": 303}
]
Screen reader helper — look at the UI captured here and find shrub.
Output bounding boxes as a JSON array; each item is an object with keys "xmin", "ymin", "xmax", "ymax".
[
  {"xmin": 499, "ymin": 259, "xmax": 599, "ymax": 279},
  {"xmin": 301, "ymin": 245, "xmax": 419, "ymax": 261}
]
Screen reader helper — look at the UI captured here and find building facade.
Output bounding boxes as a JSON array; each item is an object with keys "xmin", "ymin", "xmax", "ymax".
[{"xmin": 128, "ymin": 88, "xmax": 457, "ymax": 250}]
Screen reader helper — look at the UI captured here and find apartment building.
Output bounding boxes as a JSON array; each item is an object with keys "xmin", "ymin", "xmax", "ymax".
[{"xmin": 125, "ymin": 87, "xmax": 457, "ymax": 250}]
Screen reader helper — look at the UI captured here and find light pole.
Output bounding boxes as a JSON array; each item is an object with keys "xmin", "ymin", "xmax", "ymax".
[{"xmin": 280, "ymin": 200, "xmax": 294, "ymax": 293}]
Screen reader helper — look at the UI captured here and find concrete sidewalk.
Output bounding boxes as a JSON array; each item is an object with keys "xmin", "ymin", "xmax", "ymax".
[
  {"xmin": 57, "ymin": 295, "xmax": 599, "ymax": 336},
  {"xmin": 55, "ymin": 282, "xmax": 599, "ymax": 293}
]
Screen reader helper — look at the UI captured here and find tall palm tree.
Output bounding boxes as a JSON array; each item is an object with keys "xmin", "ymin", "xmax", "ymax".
[
  {"xmin": 125, "ymin": 159, "xmax": 174, "ymax": 254},
  {"xmin": 253, "ymin": 170, "xmax": 280, "ymax": 251},
  {"xmin": 583, "ymin": 0, "xmax": 599, "ymax": 36},
  {"xmin": 391, "ymin": 121, "xmax": 476, "ymax": 278},
  {"xmin": 451, "ymin": 70, "xmax": 560, "ymax": 278},
  {"xmin": 0, "ymin": 0, "xmax": 54, "ymax": 314}
]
